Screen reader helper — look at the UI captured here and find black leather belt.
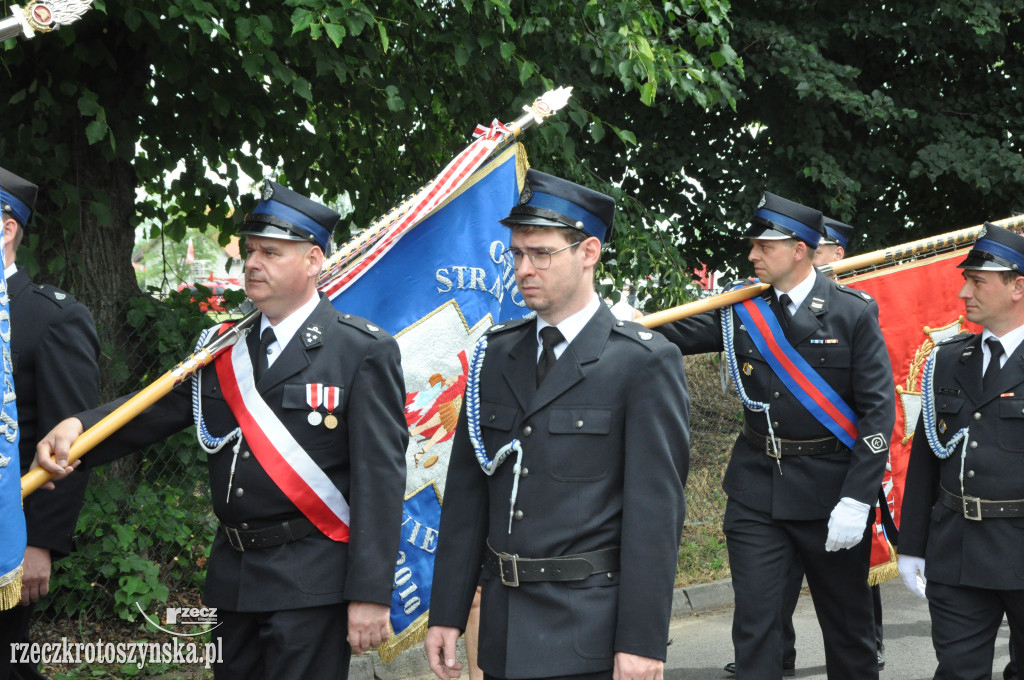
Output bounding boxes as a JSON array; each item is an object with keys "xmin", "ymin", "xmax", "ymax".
[
  {"xmin": 742, "ymin": 421, "xmax": 846, "ymax": 457},
  {"xmin": 221, "ymin": 517, "xmax": 317, "ymax": 552},
  {"xmin": 940, "ymin": 485, "xmax": 1024, "ymax": 521},
  {"xmin": 484, "ymin": 541, "xmax": 619, "ymax": 587}
]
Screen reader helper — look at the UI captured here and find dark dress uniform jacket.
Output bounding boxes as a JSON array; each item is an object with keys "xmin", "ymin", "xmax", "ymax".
[
  {"xmin": 77, "ymin": 296, "xmax": 408, "ymax": 611},
  {"xmin": 901, "ymin": 333, "xmax": 1024, "ymax": 589},
  {"xmin": 658, "ymin": 272, "xmax": 895, "ymax": 518},
  {"xmin": 429, "ymin": 304, "xmax": 691, "ymax": 678},
  {"xmin": 10, "ymin": 268, "xmax": 100, "ymax": 557}
]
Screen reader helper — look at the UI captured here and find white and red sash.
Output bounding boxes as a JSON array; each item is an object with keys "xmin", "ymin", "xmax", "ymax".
[{"xmin": 215, "ymin": 335, "xmax": 351, "ymax": 541}]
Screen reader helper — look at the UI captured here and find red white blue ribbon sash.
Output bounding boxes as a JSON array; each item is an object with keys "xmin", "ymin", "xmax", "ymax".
[
  {"xmin": 733, "ymin": 296, "xmax": 858, "ymax": 448},
  {"xmin": 215, "ymin": 338, "xmax": 351, "ymax": 541}
]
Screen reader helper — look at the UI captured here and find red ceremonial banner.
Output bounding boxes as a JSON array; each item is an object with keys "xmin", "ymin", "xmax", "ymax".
[{"xmin": 843, "ymin": 250, "xmax": 980, "ymax": 582}]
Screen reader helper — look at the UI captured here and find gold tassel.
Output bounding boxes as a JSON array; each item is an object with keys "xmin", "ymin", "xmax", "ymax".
[
  {"xmin": 377, "ymin": 611, "xmax": 430, "ymax": 665},
  {"xmin": 867, "ymin": 543, "xmax": 899, "ymax": 587},
  {"xmin": 0, "ymin": 565, "xmax": 22, "ymax": 611}
]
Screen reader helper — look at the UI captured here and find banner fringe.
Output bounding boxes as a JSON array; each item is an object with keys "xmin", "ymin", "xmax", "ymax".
[
  {"xmin": 378, "ymin": 611, "xmax": 429, "ymax": 664},
  {"xmin": 0, "ymin": 565, "xmax": 22, "ymax": 611},
  {"xmin": 868, "ymin": 543, "xmax": 899, "ymax": 587}
]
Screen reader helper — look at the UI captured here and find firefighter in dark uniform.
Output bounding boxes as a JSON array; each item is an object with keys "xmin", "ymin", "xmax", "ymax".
[
  {"xmin": 0, "ymin": 167, "xmax": 100, "ymax": 680},
  {"xmin": 36, "ymin": 181, "xmax": 408, "ymax": 680},
  {"xmin": 899, "ymin": 223, "xmax": 1024, "ymax": 679},
  {"xmin": 657, "ymin": 193, "xmax": 894, "ymax": 680},
  {"xmin": 424, "ymin": 170, "xmax": 691, "ymax": 680}
]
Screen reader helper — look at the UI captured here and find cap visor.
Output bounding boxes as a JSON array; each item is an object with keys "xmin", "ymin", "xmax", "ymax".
[{"xmin": 957, "ymin": 252, "xmax": 1014, "ymax": 271}]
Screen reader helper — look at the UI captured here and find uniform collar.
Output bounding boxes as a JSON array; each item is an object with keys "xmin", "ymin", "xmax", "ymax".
[
  {"xmin": 535, "ymin": 292, "xmax": 601, "ymax": 359},
  {"xmin": 774, "ymin": 268, "xmax": 817, "ymax": 313},
  {"xmin": 259, "ymin": 291, "xmax": 321, "ymax": 360},
  {"xmin": 982, "ymin": 322, "xmax": 1024, "ymax": 367}
]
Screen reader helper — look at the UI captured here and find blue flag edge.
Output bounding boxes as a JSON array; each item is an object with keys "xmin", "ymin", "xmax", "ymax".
[{"xmin": 0, "ymin": 235, "xmax": 25, "ymax": 611}]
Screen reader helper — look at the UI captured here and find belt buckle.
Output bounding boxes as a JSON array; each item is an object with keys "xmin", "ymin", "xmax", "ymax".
[
  {"xmin": 498, "ymin": 552, "xmax": 520, "ymax": 587},
  {"xmin": 962, "ymin": 494, "xmax": 983, "ymax": 521},
  {"xmin": 765, "ymin": 436, "xmax": 781, "ymax": 460},
  {"xmin": 224, "ymin": 526, "xmax": 245, "ymax": 551}
]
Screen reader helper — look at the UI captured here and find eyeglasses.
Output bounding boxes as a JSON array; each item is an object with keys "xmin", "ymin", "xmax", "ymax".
[{"xmin": 501, "ymin": 242, "xmax": 582, "ymax": 270}]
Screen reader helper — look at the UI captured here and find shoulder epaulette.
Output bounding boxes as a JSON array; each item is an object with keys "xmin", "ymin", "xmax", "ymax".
[
  {"xmin": 834, "ymin": 283, "xmax": 874, "ymax": 304},
  {"xmin": 938, "ymin": 332, "xmax": 975, "ymax": 346},
  {"xmin": 610, "ymin": 319, "xmax": 661, "ymax": 349},
  {"xmin": 30, "ymin": 283, "xmax": 78, "ymax": 308},
  {"xmin": 484, "ymin": 315, "xmax": 534, "ymax": 335},
  {"xmin": 337, "ymin": 313, "xmax": 387, "ymax": 338}
]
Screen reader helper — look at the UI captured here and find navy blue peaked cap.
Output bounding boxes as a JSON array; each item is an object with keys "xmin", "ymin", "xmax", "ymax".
[
  {"xmin": 958, "ymin": 223, "xmax": 1024, "ymax": 273},
  {"xmin": 745, "ymin": 192, "xmax": 824, "ymax": 248},
  {"xmin": 500, "ymin": 169, "xmax": 615, "ymax": 244},
  {"xmin": 241, "ymin": 180, "xmax": 340, "ymax": 252},
  {"xmin": 0, "ymin": 166, "xmax": 38, "ymax": 226},
  {"xmin": 821, "ymin": 217, "xmax": 854, "ymax": 248}
]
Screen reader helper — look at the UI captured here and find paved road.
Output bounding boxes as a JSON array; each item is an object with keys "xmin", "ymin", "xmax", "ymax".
[{"xmin": 664, "ymin": 577, "xmax": 1014, "ymax": 679}]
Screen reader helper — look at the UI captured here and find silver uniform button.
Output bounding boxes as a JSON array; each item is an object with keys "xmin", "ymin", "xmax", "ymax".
[
  {"xmin": 773, "ymin": 392, "xmax": 780, "ymax": 399},
  {"xmin": 520, "ymin": 467, "xmax": 529, "ymax": 478},
  {"xmin": 240, "ymin": 522, "xmax": 249, "ymax": 530},
  {"xmin": 967, "ymin": 470, "xmax": 975, "ymax": 478},
  {"xmin": 235, "ymin": 487, "xmax": 244, "ymax": 497},
  {"xmin": 576, "ymin": 420, "xmax": 584, "ymax": 429},
  {"xmin": 973, "ymin": 412, "xmax": 982, "ymax": 420},
  {"xmin": 513, "ymin": 510, "xmax": 524, "ymax": 521},
  {"xmin": 523, "ymin": 425, "xmax": 533, "ymax": 436},
  {"xmin": 969, "ymin": 441, "xmax": 978, "ymax": 449},
  {"xmin": 772, "ymin": 421, "xmax": 779, "ymax": 429},
  {"xmin": 241, "ymin": 450, "xmax": 251, "ymax": 460}
]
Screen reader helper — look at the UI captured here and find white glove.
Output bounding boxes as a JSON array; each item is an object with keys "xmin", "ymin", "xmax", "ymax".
[
  {"xmin": 897, "ymin": 555, "xmax": 927, "ymax": 598},
  {"xmin": 825, "ymin": 497, "xmax": 871, "ymax": 551}
]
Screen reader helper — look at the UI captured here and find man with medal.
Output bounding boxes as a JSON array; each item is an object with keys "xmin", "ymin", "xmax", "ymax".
[
  {"xmin": 899, "ymin": 224, "xmax": 1024, "ymax": 679},
  {"xmin": 424, "ymin": 170, "xmax": 690, "ymax": 680},
  {"xmin": 35, "ymin": 181, "xmax": 409, "ymax": 680},
  {"xmin": 657, "ymin": 192, "xmax": 895, "ymax": 680}
]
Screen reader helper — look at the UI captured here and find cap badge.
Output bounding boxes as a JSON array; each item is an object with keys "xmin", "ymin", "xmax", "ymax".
[
  {"xmin": 261, "ymin": 181, "xmax": 274, "ymax": 201},
  {"xmin": 518, "ymin": 181, "xmax": 533, "ymax": 205}
]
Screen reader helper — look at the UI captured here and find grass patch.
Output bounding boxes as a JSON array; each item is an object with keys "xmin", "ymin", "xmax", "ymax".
[{"xmin": 676, "ymin": 523, "xmax": 730, "ymax": 587}]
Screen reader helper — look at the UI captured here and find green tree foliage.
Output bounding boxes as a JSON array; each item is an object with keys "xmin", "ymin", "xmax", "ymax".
[
  {"xmin": 3, "ymin": 0, "xmax": 1023, "ymax": 313},
  {"xmin": 0, "ymin": 0, "xmax": 740, "ymax": 316},
  {"xmin": 605, "ymin": 1, "xmax": 1024, "ymax": 279}
]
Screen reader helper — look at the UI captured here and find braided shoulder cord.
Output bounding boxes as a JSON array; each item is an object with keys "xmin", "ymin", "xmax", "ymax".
[
  {"xmin": 920, "ymin": 344, "xmax": 970, "ymax": 461},
  {"xmin": 464, "ymin": 333, "xmax": 525, "ymax": 533},
  {"xmin": 191, "ymin": 326, "xmax": 242, "ymax": 455},
  {"xmin": 722, "ymin": 306, "xmax": 780, "ymax": 459}
]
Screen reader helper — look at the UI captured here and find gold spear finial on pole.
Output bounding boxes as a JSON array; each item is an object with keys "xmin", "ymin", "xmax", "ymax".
[
  {"xmin": 508, "ymin": 86, "xmax": 574, "ymax": 137},
  {"xmin": 0, "ymin": 0, "xmax": 93, "ymax": 41}
]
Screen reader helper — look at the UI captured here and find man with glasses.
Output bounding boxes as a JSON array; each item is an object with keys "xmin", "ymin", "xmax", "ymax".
[
  {"xmin": 424, "ymin": 169, "xmax": 691, "ymax": 680},
  {"xmin": 658, "ymin": 193, "xmax": 894, "ymax": 680}
]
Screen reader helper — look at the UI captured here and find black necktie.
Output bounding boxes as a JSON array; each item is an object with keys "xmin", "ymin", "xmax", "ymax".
[
  {"xmin": 536, "ymin": 326, "xmax": 564, "ymax": 386},
  {"xmin": 777, "ymin": 293, "xmax": 793, "ymax": 330},
  {"xmin": 984, "ymin": 338, "xmax": 1004, "ymax": 389},
  {"xmin": 256, "ymin": 327, "xmax": 276, "ymax": 381}
]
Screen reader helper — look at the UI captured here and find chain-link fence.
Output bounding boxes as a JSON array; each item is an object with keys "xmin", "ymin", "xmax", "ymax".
[{"xmin": 28, "ymin": 291, "xmax": 742, "ymax": 665}]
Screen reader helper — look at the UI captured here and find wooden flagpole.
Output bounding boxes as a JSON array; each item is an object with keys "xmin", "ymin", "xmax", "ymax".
[{"xmin": 637, "ymin": 214, "xmax": 1024, "ymax": 329}]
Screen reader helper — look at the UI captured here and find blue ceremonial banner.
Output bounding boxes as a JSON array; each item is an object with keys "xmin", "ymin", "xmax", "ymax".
[
  {"xmin": 324, "ymin": 143, "xmax": 529, "ymax": 661},
  {"xmin": 0, "ymin": 234, "xmax": 24, "ymax": 610}
]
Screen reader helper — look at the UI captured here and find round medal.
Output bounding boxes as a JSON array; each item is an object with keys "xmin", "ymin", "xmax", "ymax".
[
  {"xmin": 308, "ymin": 411, "xmax": 323, "ymax": 426},
  {"xmin": 324, "ymin": 414, "xmax": 338, "ymax": 429}
]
